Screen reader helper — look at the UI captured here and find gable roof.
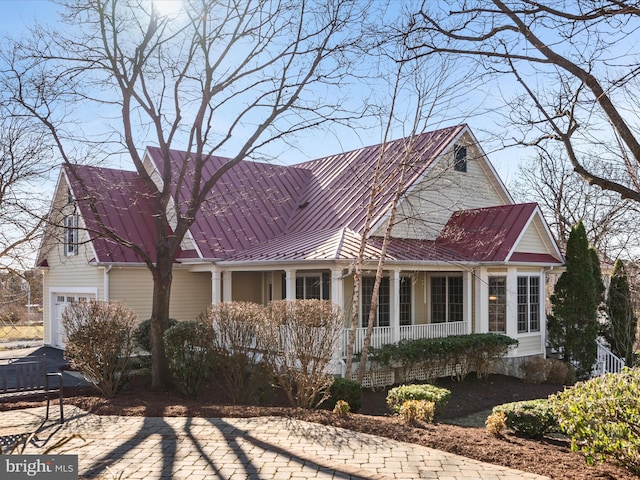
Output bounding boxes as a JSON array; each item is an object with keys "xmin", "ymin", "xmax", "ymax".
[
  {"xmin": 436, "ymin": 203, "xmax": 562, "ymax": 264},
  {"xmin": 63, "ymin": 164, "xmax": 162, "ymax": 263},
  {"xmin": 42, "ymin": 125, "xmax": 563, "ymax": 268}
]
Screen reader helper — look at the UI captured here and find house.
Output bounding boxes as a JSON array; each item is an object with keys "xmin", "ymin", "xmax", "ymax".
[{"xmin": 37, "ymin": 124, "xmax": 563, "ymax": 379}]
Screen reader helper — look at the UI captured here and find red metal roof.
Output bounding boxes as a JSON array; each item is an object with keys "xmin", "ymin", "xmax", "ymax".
[
  {"xmin": 436, "ymin": 203, "xmax": 561, "ymax": 263},
  {"xmin": 285, "ymin": 125, "xmax": 466, "ymax": 234},
  {"xmin": 146, "ymin": 147, "xmax": 311, "ymax": 258},
  {"xmin": 64, "ymin": 164, "xmax": 161, "ymax": 264},
  {"xmin": 52, "ymin": 125, "xmax": 561, "ymax": 267}
]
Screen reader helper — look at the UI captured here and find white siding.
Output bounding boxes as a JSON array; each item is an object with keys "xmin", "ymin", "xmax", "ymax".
[
  {"xmin": 378, "ymin": 135, "xmax": 511, "ymax": 239},
  {"xmin": 514, "ymin": 216, "xmax": 557, "ymax": 255},
  {"xmin": 516, "ymin": 334, "xmax": 544, "ymax": 356}
]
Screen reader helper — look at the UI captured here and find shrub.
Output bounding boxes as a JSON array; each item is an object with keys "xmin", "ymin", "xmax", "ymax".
[
  {"xmin": 386, "ymin": 384, "xmax": 450, "ymax": 414},
  {"xmin": 485, "ymin": 411, "xmax": 507, "ymax": 438},
  {"xmin": 550, "ymin": 368, "xmax": 640, "ymax": 475},
  {"xmin": 399, "ymin": 399, "xmax": 435, "ymax": 424},
  {"xmin": 492, "ymin": 399, "xmax": 557, "ymax": 439},
  {"xmin": 62, "ymin": 300, "xmax": 137, "ymax": 398},
  {"xmin": 163, "ymin": 320, "xmax": 215, "ymax": 397},
  {"xmin": 202, "ymin": 302, "xmax": 270, "ymax": 404},
  {"xmin": 369, "ymin": 334, "xmax": 518, "ymax": 382},
  {"xmin": 133, "ymin": 317, "xmax": 179, "ymax": 353},
  {"xmin": 263, "ymin": 300, "xmax": 344, "ymax": 409},
  {"xmin": 333, "ymin": 400, "xmax": 350, "ymax": 416},
  {"xmin": 320, "ymin": 377, "xmax": 362, "ymax": 413},
  {"xmin": 520, "ymin": 356, "xmax": 571, "ymax": 385}
]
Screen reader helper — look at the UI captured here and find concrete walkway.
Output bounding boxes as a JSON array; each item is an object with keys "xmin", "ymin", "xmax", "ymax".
[{"xmin": 0, "ymin": 405, "xmax": 548, "ymax": 480}]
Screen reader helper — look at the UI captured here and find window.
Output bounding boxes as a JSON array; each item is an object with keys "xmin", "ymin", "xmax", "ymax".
[
  {"xmin": 517, "ymin": 276, "xmax": 540, "ymax": 333},
  {"xmin": 295, "ymin": 272, "xmax": 329, "ymax": 300},
  {"xmin": 431, "ymin": 276, "xmax": 463, "ymax": 323},
  {"xmin": 64, "ymin": 214, "xmax": 78, "ymax": 256},
  {"xmin": 488, "ymin": 276, "xmax": 506, "ymax": 333},
  {"xmin": 454, "ymin": 144, "xmax": 467, "ymax": 172},
  {"xmin": 399, "ymin": 276, "xmax": 412, "ymax": 326},
  {"xmin": 361, "ymin": 276, "xmax": 412, "ymax": 327}
]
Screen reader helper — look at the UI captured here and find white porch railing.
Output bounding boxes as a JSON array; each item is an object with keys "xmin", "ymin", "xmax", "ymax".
[
  {"xmin": 341, "ymin": 321, "xmax": 467, "ymax": 357},
  {"xmin": 593, "ymin": 339, "xmax": 625, "ymax": 377}
]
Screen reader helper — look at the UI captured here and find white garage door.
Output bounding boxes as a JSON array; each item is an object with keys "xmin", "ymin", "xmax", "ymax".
[{"xmin": 52, "ymin": 293, "xmax": 95, "ymax": 348}]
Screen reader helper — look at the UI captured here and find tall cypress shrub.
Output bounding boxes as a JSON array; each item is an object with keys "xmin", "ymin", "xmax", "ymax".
[
  {"xmin": 548, "ymin": 222, "xmax": 598, "ymax": 379},
  {"xmin": 605, "ymin": 259, "xmax": 637, "ymax": 367}
]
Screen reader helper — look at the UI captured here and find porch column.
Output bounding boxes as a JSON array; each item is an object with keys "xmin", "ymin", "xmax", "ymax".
[
  {"xmin": 505, "ymin": 267, "xmax": 518, "ymax": 342},
  {"xmin": 210, "ymin": 267, "xmax": 221, "ymax": 305},
  {"xmin": 331, "ymin": 268, "xmax": 344, "ymax": 310},
  {"xmin": 391, "ymin": 268, "xmax": 401, "ymax": 343},
  {"xmin": 463, "ymin": 270, "xmax": 472, "ymax": 334},
  {"xmin": 222, "ymin": 271, "xmax": 232, "ymax": 302},
  {"xmin": 540, "ymin": 267, "xmax": 547, "ymax": 356},
  {"xmin": 476, "ymin": 268, "xmax": 489, "ymax": 333},
  {"xmin": 284, "ymin": 269, "xmax": 296, "ymax": 301}
]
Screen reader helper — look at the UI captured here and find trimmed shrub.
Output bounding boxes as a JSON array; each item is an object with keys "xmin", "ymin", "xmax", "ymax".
[
  {"xmin": 320, "ymin": 377, "xmax": 362, "ymax": 413},
  {"xmin": 133, "ymin": 317, "xmax": 179, "ymax": 353},
  {"xmin": 163, "ymin": 320, "xmax": 215, "ymax": 397},
  {"xmin": 202, "ymin": 302, "xmax": 271, "ymax": 404},
  {"xmin": 550, "ymin": 368, "xmax": 640, "ymax": 475},
  {"xmin": 492, "ymin": 399, "xmax": 557, "ymax": 439},
  {"xmin": 386, "ymin": 384, "xmax": 450, "ymax": 414},
  {"xmin": 263, "ymin": 300, "xmax": 344, "ymax": 409},
  {"xmin": 399, "ymin": 399, "xmax": 435, "ymax": 424},
  {"xmin": 521, "ymin": 356, "xmax": 570, "ymax": 385},
  {"xmin": 485, "ymin": 411, "xmax": 507, "ymax": 438},
  {"xmin": 62, "ymin": 300, "xmax": 137, "ymax": 398},
  {"xmin": 369, "ymin": 334, "xmax": 518, "ymax": 382}
]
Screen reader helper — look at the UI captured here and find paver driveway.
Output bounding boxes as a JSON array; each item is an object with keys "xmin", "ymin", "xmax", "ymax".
[{"xmin": 0, "ymin": 405, "xmax": 548, "ymax": 479}]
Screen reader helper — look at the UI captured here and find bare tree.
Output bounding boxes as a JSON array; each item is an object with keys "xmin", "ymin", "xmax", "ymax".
[
  {"xmin": 0, "ymin": 115, "xmax": 53, "ymax": 273},
  {"xmin": 405, "ymin": 1, "xmax": 640, "ymax": 208},
  {"xmin": 512, "ymin": 148, "xmax": 640, "ymax": 259},
  {"xmin": 2, "ymin": 0, "xmax": 364, "ymax": 387}
]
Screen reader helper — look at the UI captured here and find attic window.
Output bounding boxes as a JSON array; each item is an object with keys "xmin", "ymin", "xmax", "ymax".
[
  {"xmin": 454, "ymin": 144, "xmax": 467, "ymax": 172},
  {"xmin": 64, "ymin": 214, "xmax": 78, "ymax": 256},
  {"xmin": 67, "ymin": 188, "xmax": 74, "ymax": 205}
]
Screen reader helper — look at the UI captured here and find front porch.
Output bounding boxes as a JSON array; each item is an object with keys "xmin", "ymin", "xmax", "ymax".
[{"xmin": 341, "ymin": 321, "xmax": 468, "ymax": 357}]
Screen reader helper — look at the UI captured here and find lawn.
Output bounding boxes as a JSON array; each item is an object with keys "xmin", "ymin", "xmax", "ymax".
[{"xmin": 0, "ymin": 324, "xmax": 43, "ymax": 343}]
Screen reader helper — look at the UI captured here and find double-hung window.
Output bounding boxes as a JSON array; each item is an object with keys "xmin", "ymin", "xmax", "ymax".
[
  {"xmin": 517, "ymin": 276, "xmax": 541, "ymax": 333},
  {"xmin": 64, "ymin": 214, "xmax": 78, "ymax": 256},
  {"xmin": 431, "ymin": 276, "xmax": 463, "ymax": 323},
  {"xmin": 488, "ymin": 276, "xmax": 506, "ymax": 333}
]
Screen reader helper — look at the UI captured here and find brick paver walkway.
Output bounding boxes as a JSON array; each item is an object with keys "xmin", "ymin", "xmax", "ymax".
[{"xmin": 0, "ymin": 406, "xmax": 548, "ymax": 479}]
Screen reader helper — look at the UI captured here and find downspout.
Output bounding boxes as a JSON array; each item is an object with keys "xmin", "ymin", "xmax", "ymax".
[{"xmin": 101, "ymin": 265, "xmax": 112, "ymax": 301}]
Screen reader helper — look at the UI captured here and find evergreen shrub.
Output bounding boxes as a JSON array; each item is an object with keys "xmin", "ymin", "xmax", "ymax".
[
  {"xmin": 386, "ymin": 384, "xmax": 450, "ymax": 414},
  {"xmin": 492, "ymin": 399, "xmax": 557, "ymax": 439},
  {"xmin": 163, "ymin": 320, "xmax": 215, "ymax": 397},
  {"xmin": 550, "ymin": 368, "xmax": 640, "ymax": 475}
]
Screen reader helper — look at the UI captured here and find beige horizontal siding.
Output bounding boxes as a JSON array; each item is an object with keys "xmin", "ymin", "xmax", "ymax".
[
  {"xmin": 108, "ymin": 268, "xmax": 212, "ymax": 323},
  {"xmin": 516, "ymin": 334, "xmax": 543, "ymax": 356}
]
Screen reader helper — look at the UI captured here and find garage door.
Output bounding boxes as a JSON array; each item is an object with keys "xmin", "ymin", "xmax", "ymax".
[{"xmin": 52, "ymin": 293, "xmax": 95, "ymax": 348}]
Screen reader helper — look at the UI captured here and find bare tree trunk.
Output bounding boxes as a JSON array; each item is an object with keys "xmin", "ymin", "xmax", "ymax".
[
  {"xmin": 149, "ymin": 247, "xmax": 174, "ymax": 388},
  {"xmin": 357, "ymin": 147, "xmax": 410, "ymax": 384}
]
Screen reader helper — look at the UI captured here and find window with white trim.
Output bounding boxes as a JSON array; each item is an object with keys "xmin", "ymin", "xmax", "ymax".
[
  {"xmin": 517, "ymin": 276, "xmax": 541, "ymax": 333},
  {"xmin": 431, "ymin": 275, "xmax": 463, "ymax": 323},
  {"xmin": 488, "ymin": 276, "xmax": 506, "ymax": 333},
  {"xmin": 453, "ymin": 144, "xmax": 467, "ymax": 172},
  {"xmin": 295, "ymin": 272, "xmax": 329, "ymax": 300},
  {"xmin": 64, "ymin": 214, "xmax": 78, "ymax": 256},
  {"xmin": 361, "ymin": 276, "xmax": 412, "ymax": 327}
]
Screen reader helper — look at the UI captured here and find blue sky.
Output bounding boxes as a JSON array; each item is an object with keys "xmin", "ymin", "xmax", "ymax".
[{"xmin": 0, "ymin": 0, "xmax": 522, "ymax": 183}]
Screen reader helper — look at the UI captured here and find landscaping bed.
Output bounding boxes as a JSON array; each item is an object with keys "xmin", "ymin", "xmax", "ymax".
[{"xmin": 1, "ymin": 373, "xmax": 635, "ymax": 479}]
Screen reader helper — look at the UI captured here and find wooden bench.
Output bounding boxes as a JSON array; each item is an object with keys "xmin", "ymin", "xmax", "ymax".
[{"xmin": 0, "ymin": 354, "xmax": 64, "ymax": 424}]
